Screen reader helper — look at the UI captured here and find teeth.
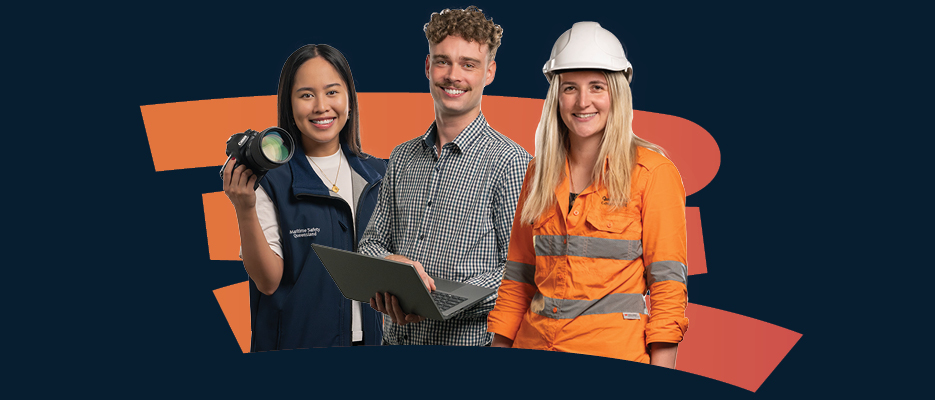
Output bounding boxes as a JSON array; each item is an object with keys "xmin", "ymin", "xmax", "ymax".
[
  {"xmin": 313, "ymin": 118, "xmax": 335, "ymax": 124},
  {"xmin": 444, "ymin": 88, "xmax": 466, "ymax": 95},
  {"xmin": 575, "ymin": 113, "xmax": 597, "ymax": 118}
]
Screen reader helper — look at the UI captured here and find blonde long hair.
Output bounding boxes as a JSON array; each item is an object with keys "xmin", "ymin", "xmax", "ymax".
[{"xmin": 520, "ymin": 70, "xmax": 664, "ymax": 224}]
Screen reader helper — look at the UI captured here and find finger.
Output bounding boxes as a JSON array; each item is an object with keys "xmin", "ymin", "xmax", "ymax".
[
  {"xmin": 419, "ymin": 272, "xmax": 435, "ymax": 292},
  {"xmin": 237, "ymin": 165, "xmax": 252, "ymax": 186},
  {"xmin": 223, "ymin": 158, "xmax": 235, "ymax": 189},
  {"xmin": 369, "ymin": 297, "xmax": 378, "ymax": 312},
  {"xmin": 412, "ymin": 261, "xmax": 436, "ymax": 291},
  {"xmin": 374, "ymin": 292, "xmax": 386, "ymax": 313},
  {"xmin": 230, "ymin": 164, "xmax": 243, "ymax": 188},
  {"xmin": 390, "ymin": 295, "xmax": 405, "ymax": 325},
  {"xmin": 381, "ymin": 293, "xmax": 396, "ymax": 323},
  {"xmin": 247, "ymin": 173, "xmax": 258, "ymax": 190}
]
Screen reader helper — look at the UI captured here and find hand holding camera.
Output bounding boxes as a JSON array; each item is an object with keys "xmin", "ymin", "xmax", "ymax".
[{"xmin": 220, "ymin": 127, "xmax": 295, "ymax": 212}]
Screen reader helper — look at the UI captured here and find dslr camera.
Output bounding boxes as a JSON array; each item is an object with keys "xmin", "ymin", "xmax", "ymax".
[{"xmin": 220, "ymin": 127, "xmax": 295, "ymax": 189}]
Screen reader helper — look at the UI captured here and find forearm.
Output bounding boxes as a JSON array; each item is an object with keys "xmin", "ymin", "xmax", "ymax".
[
  {"xmin": 649, "ymin": 342, "xmax": 678, "ymax": 368},
  {"xmin": 236, "ymin": 207, "xmax": 283, "ymax": 295},
  {"xmin": 357, "ymin": 228, "xmax": 393, "ymax": 258}
]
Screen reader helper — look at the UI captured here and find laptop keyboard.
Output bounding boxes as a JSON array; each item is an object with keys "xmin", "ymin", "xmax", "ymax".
[{"xmin": 430, "ymin": 292, "xmax": 469, "ymax": 311}]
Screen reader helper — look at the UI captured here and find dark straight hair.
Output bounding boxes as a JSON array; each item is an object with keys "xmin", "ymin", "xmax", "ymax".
[{"xmin": 277, "ymin": 44, "xmax": 364, "ymax": 158}]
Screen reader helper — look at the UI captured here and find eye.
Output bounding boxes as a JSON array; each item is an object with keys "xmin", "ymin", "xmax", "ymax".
[
  {"xmin": 563, "ymin": 86, "xmax": 577, "ymax": 92},
  {"xmin": 592, "ymin": 84, "xmax": 606, "ymax": 92},
  {"xmin": 299, "ymin": 93, "xmax": 313, "ymax": 98},
  {"xmin": 436, "ymin": 60, "xmax": 449, "ymax": 66},
  {"xmin": 463, "ymin": 63, "xmax": 475, "ymax": 69},
  {"xmin": 327, "ymin": 90, "xmax": 338, "ymax": 96}
]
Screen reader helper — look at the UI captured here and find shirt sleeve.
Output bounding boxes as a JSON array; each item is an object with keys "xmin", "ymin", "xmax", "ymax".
[
  {"xmin": 239, "ymin": 186, "xmax": 283, "ymax": 259},
  {"xmin": 453, "ymin": 149, "xmax": 532, "ymax": 321},
  {"xmin": 641, "ymin": 161, "xmax": 690, "ymax": 345},
  {"xmin": 358, "ymin": 148, "xmax": 398, "ymax": 260},
  {"xmin": 487, "ymin": 160, "xmax": 539, "ymax": 340}
]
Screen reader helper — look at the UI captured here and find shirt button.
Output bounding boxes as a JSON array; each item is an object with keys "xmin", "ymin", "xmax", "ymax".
[
  {"xmin": 552, "ymin": 307, "xmax": 558, "ymax": 313},
  {"xmin": 573, "ymin": 210, "xmax": 579, "ymax": 216},
  {"xmin": 607, "ymin": 223, "xmax": 612, "ymax": 228},
  {"xmin": 419, "ymin": 234, "xmax": 426, "ymax": 240}
]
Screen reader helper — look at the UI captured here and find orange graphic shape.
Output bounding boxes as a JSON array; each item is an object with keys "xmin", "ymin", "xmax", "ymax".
[
  {"xmin": 213, "ymin": 281, "xmax": 251, "ymax": 353},
  {"xmin": 204, "ymin": 192, "xmax": 239, "ymax": 261},
  {"xmin": 142, "ymin": 94, "xmax": 719, "ymax": 195},
  {"xmin": 141, "ymin": 95, "xmax": 277, "ymax": 172},
  {"xmin": 678, "ymin": 304, "xmax": 802, "ymax": 392}
]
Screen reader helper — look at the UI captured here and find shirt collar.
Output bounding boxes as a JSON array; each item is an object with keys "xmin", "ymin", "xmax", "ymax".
[
  {"xmin": 421, "ymin": 111, "xmax": 489, "ymax": 155},
  {"xmin": 557, "ymin": 155, "xmax": 612, "ymax": 199}
]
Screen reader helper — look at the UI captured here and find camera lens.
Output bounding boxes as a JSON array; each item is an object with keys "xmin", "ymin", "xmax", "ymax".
[{"xmin": 261, "ymin": 131, "xmax": 290, "ymax": 163}]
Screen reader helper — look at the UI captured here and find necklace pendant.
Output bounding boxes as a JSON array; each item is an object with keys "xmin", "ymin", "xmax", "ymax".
[{"xmin": 332, "ymin": 185, "xmax": 339, "ymax": 193}]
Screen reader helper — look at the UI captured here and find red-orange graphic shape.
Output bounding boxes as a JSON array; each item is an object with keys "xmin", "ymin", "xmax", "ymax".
[{"xmin": 143, "ymin": 93, "xmax": 795, "ymax": 392}]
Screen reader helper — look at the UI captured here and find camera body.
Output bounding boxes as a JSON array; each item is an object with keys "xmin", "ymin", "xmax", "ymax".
[{"xmin": 221, "ymin": 127, "xmax": 295, "ymax": 189}]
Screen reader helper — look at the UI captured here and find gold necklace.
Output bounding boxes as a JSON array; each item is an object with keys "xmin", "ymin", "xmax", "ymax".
[{"xmin": 308, "ymin": 155, "xmax": 341, "ymax": 193}]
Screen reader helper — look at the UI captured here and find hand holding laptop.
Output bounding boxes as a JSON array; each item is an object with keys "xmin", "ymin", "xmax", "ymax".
[
  {"xmin": 371, "ymin": 292, "xmax": 425, "ymax": 325},
  {"xmin": 313, "ymin": 244, "xmax": 495, "ymax": 321},
  {"xmin": 385, "ymin": 254, "xmax": 435, "ymax": 291},
  {"xmin": 370, "ymin": 254, "xmax": 435, "ymax": 325}
]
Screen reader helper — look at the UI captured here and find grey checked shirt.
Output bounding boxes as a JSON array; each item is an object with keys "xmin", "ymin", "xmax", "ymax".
[{"xmin": 359, "ymin": 112, "xmax": 531, "ymax": 346}]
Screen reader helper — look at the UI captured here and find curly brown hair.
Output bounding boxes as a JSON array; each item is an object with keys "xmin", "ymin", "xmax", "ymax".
[{"xmin": 424, "ymin": 6, "xmax": 503, "ymax": 60}]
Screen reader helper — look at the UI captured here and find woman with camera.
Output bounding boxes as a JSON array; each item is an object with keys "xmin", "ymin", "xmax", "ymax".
[
  {"xmin": 487, "ymin": 22, "xmax": 689, "ymax": 367},
  {"xmin": 223, "ymin": 44, "xmax": 385, "ymax": 351}
]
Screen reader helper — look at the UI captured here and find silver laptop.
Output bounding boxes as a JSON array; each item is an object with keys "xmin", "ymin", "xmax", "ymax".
[{"xmin": 312, "ymin": 244, "xmax": 497, "ymax": 321}]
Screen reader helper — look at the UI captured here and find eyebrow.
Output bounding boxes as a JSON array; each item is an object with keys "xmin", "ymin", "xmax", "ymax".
[
  {"xmin": 561, "ymin": 80, "xmax": 607, "ymax": 86},
  {"xmin": 433, "ymin": 54, "xmax": 484, "ymax": 65},
  {"xmin": 294, "ymin": 82, "xmax": 343, "ymax": 92}
]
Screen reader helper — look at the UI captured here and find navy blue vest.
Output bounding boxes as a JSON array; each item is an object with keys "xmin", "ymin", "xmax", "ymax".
[{"xmin": 251, "ymin": 144, "xmax": 385, "ymax": 351}]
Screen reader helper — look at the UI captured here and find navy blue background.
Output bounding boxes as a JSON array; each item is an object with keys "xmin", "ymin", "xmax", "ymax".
[{"xmin": 13, "ymin": 1, "xmax": 901, "ymax": 397}]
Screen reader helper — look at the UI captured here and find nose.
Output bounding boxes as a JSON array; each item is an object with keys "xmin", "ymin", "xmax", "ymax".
[
  {"xmin": 445, "ymin": 64, "xmax": 462, "ymax": 83},
  {"xmin": 313, "ymin": 97, "xmax": 330, "ymax": 113},
  {"xmin": 576, "ymin": 90, "xmax": 591, "ymax": 109}
]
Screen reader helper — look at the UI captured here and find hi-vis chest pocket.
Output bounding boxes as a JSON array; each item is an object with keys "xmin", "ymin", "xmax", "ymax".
[{"xmin": 585, "ymin": 211, "xmax": 640, "ymax": 239}]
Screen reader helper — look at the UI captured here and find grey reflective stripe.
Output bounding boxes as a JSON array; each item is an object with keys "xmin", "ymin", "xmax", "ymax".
[
  {"xmin": 646, "ymin": 260, "xmax": 688, "ymax": 287},
  {"xmin": 503, "ymin": 261, "xmax": 535, "ymax": 285},
  {"xmin": 534, "ymin": 235, "xmax": 642, "ymax": 260},
  {"xmin": 530, "ymin": 292, "xmax": 647, "ymax": 319}
]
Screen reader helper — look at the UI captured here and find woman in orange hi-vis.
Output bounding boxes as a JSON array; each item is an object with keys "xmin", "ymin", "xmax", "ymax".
[{"xmin": 487, "ymin": 22, "xmax": 688, "ymax": 367}]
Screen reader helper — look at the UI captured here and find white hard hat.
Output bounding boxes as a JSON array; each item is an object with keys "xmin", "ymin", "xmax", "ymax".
[{"xmin": 542, "ymin": 21, "xmax": 632, "ymax": 82}]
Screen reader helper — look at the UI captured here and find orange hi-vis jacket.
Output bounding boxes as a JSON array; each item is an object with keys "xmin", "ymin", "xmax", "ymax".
[{"xmin": 488, "ymin": 147, "xmax": 689, "ymax": 362}]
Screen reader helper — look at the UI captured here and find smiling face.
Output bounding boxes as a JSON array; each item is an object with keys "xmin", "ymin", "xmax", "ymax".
[
  {"xmin": 291, "ymin": 56, "xmax": 349, "ymax": 157},
  {"xmin": 425, "ymin": 35, "xmax": 496, "ymax": 120},
  {"xmin": 559, "ymin": 70, "xmax": 611, "ymax": 141}
]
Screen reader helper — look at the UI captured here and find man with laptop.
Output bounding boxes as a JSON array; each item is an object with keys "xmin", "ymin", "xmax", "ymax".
[{"xmin": 357, "ymin": 6, "xmax": 531, "ymax": 346}]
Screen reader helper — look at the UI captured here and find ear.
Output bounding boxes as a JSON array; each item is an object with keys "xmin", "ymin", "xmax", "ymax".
[
  {"xmin": 484, "ymin": 60, "xmax": 497, "ymax": 86},
  {"xmin": 425, "ymin": 54, "xmax": 431, "ymax": 80}
]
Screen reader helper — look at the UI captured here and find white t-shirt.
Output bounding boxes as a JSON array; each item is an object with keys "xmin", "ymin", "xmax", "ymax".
[{"xmin": 247, "ymin": 149, "xmax": 363, "ymax": 342}]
